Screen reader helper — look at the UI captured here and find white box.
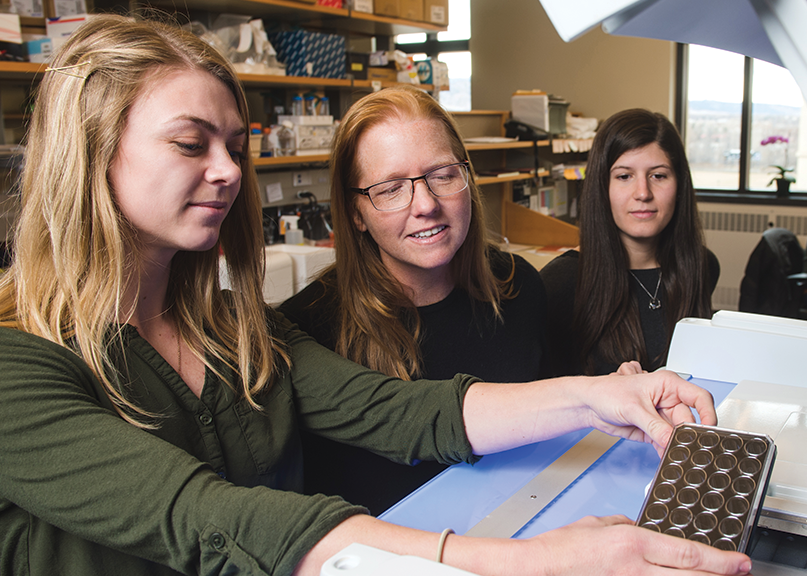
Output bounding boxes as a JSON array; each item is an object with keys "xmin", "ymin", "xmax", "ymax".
[
  {"xmin": 11, "ymin": 0, "xmax": 44, "ymax": 17},
  {"xmin": 52, "ymin": 0, "xmax": 86, "ymax": 16},
  {"xmin": 511, "ymin": 92, "xmax": 549, "ymax": 133},
  {"xmin": 266, "ymin": 244, "xmax": 335, "ymax": 294},
  {"xmin": 46, "ymin": 14, "xmax": 90, "ymax": 51},
  {"xmin": 351, "ymin": 0, "xmax": 374, "ymax": 13},
  {"xmin": 219, "ymin": 249, "xmax": 295, "ymax": 305},
  {"xmin": 0, "ymin": 14, "xmax": 21, "ymax": 44},
  {"xmin": 23, "ymin": 35, "xmax": 52, "ymax": 62},
  {"xmin": 278, "ymin": 114, "xmax": 334, "ymax": 126}
]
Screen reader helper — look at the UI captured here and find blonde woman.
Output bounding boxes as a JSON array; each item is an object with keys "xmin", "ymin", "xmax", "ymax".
[{"xmin": 0, "ymin": 15, "xmax": 750, "ymax": 576}]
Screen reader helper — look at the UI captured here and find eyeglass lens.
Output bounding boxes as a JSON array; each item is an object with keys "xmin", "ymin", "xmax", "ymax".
[{"xmin": 368, "ymin": 163, "xmax": 469, "ymax": 211}]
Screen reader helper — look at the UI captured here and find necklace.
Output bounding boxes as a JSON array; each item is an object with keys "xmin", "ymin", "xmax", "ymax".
[{"xmin": 630, "ymin": 270, "xmax": 662, "ymax": 310}]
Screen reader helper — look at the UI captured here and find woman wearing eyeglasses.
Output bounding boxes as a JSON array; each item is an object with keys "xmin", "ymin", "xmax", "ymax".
[{"xmin": 279, "ymin": 85, "xmax": 548, "ymax": 514}]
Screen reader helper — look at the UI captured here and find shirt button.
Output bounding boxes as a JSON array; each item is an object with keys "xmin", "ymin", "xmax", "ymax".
[
  {"xmin": 209, "ymin": 533, "xmax": 226, "ymax": 550},
  {"xmin": 199, "ymin": 414, "xmax": 213, "ymax": 425}
]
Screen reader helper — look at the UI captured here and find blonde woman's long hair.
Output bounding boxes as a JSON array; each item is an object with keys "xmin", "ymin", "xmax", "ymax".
[
  {"xmin": 0, "ymin": 14, "xmax": 289, "ymax": 426},
  {"xmin": 326, "ymin": 85, "xmax": 511, "ymax": 379}
]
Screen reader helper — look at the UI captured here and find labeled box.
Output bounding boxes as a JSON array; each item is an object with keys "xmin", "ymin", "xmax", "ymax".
[
  {"xmin": 373, "ymin": 0, "xmax": 398, "ymax": 17},
  {"xmin": 346, "ymin": 52, "xmax": 369, "ymax": 80},
  {"xmin": 367, "ymin": 66, "xmax": 398, "ymax": 82},
  {"xmin": 350, "ymin": 0, "xmax": 373, "ymax": 12},
  {"xmin": 12, "ymin": 0, "xmax": 44, "ymax": 17},
  {"xmin": 46, "ymin": 13, "xmax": 90, "ymax": 51},
  {"xmin": 268, "ymin": 30, "xmax": 346, "ymax": 79},
  {"xmin": 424, "ymin": 0, "xmax": 448, "ymax": 25},
  {"xmin": 398, "ymin": 0, "xmax": 423, "ymax": 21},
  {"xmin": 23, "ymin": 35, "xmax": 52, "ymax": 62}
]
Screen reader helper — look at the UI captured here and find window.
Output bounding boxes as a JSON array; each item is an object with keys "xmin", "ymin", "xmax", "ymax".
[
  {"xmin": 682, "ymin": 44, "xmax": 806, "ymax": 196},
  {"xmin": 395, "ymin": 0, "xmax": 471, "ymax": 111}
]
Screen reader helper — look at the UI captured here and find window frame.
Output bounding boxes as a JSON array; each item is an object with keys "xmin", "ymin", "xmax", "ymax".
[{"xmin": 676, "ymin": 43, "xmax": 807, "ymax": 206}]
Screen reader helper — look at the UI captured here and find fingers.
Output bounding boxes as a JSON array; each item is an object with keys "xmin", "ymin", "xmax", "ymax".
[{"xmin": 643, "ymin": 531, "xmax": 752, "ymax": 575}]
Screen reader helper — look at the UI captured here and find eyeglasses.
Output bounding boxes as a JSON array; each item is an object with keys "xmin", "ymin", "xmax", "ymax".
[{"xmin": 352, "ymin": 161, "xmax": 470, "ymax": 212}]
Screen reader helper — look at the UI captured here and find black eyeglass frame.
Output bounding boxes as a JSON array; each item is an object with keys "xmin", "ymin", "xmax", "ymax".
[{"xmin": 351, "ymin": 161, "xmax": 471, "ymax": 212}]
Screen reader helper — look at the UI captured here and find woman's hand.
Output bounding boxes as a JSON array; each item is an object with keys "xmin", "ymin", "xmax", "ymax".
[
  {"xmin": 511, "ymin": 515, "xmax": 752, "ymax": 576},
  {"xmin": 464, "ymin": 370, "xmax": 714, "ymax": 456},
  {"xmin": 581, "ymin": 370, "xmax": 715, "ymax": 455},
  {"xmin": 297, "ymin": 515, "xmax": 752, "ymax": 576}
]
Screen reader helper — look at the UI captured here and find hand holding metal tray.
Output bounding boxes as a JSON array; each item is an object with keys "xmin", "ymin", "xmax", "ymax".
[{"xmin": 637, "ymin": 423, "xmax": 777, "ymax": 552}]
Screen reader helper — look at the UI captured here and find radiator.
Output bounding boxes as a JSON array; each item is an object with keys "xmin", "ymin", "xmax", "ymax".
[{"xmin": 698, "ymin": 202, "xmax": 807, "ymax": 311}]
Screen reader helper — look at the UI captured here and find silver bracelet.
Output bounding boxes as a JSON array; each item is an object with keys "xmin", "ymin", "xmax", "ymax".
[{"xmin": 436, "ymin": 528, "xmax": 455, "ymax": 563}]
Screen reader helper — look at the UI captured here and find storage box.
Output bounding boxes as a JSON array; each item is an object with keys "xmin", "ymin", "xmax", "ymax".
[
  {"xmin": 12, "ymin": 0, "xmax": 44, "ymax": 17},
  {"xmin": 351, "ymin": 0, "xmax": 373, "ymax": 12},
  {"xmin": 512, "ymin": 90, "xmax": 549, "ymax": 133},
  {"xmin": 267, "ymin": 30, "xmax": 346, "ymax": 79},
  {"xmin": 23, "ymin": 35, "xmax": 52, "ymax": 62},
  {"xmin": 398, "ymin": 0, "xmax": 423, "ymax": 20},
  {"xmin": 424, "ymin": 0, "xmax": 448, "ymax": 25},
  {"xmin": 278, "ymin": 115, "xmax": 336, "ymax": 155},
  {"xmin": 374, "ymin": 0, "xmax": 398, "ymax": 17},
  {"xmin": 46, "ymin": 13, "xmax": 89, "ymax": 51},
  {"xmin": 367, "ymin": 66, "xmax": 398, "ymax": 82},
  {"xmin": 346, "ymin": 51, "xmax": 369, "ymax": 80},
  {"xmin": 49, "ymin": 0, "xmax": 86, "ymax": 17}
]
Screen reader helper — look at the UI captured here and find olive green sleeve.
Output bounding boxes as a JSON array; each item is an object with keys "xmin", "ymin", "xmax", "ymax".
[{"xmin": 0, "ymin": 327, "xmax": 366, "ymax": 575}]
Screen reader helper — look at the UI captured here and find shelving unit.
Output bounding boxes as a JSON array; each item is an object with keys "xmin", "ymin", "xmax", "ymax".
[{"xmin": 452, "ymin": 110, "xmax": 583, "ymax": 247}]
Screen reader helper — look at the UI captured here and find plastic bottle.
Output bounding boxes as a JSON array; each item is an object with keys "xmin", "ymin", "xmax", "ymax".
[
  {"xmin": 305, "ymin": 95, "xmax": 318, "ymax": 116},
  {"xmin": 319, "ymin": 96, "xmax": 330, "ymax": 116},
  {"xmin": 249, "ymin": 122, "xmax": 263, "ymax": 158},
  {"xmin": 260, "ymin": 127, "xmax": 273, "ymax": 157},
  {"xmin": 277, "ymin": 121, "xmax": 295, "ymax": 156},
  {"xmin": 280, "ymin": 215, "xmax": 304, "ymax": 245},
  {"xmin": 291, "ymin": 95, "xmax": 304, "ymax": 117}
]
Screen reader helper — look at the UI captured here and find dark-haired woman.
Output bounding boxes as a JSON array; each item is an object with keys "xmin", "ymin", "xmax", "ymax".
[{"xmin": 541, "ymin": 108, "xmax": 719, "ymax": 376}]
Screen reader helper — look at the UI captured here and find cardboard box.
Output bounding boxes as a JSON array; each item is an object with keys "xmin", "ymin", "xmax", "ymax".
[
  {"xmin": 49, "ymin": 0, "xmax": 86, "ymax": 17},
  {"xmin": 351, "ymin": 0, "xmax": 373, "ymax": 12},
  {"xmin": 373, "ymin": 0, "xmax": 397, "ymax": 17},
  {"xmin": 367, "ymin": 66, "xmax": 398, "ymax": 82},
  {"xmin": 267, "ymin": 30, "xmax": 346, "ymax": 79},
  {"xmin": 11, "ymin": 0, "xmax": 44, "ymax": 17},
  {"xmin": 46, "ymin": 13, "xmax": 89, "ymax": 51},
  {"xmin": 424, "ymin": 0, "xmax": 448, "ymax": 25},
  {"xmin": 23, "ymin": 35, "xmax": 52, "ymax": 62},
  {"xmin": 512, "ymin": 90, "xmax": 549, "ymax": 133},
  {"xmin": 346, "ymin": 51, "xmax": 369, "ymax": 80},
  {"xmin": 0, "ymin": 13, "xmax": 21, "ymax": 43},
  {"xmin": 398, "ymin": 0, "xmax": 423, "ymax": 21}
]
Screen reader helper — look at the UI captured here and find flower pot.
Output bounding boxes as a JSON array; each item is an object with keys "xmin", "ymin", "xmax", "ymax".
[{"xmin": 776, "ymin": 178, "xmax": 791, "ymax": 198}]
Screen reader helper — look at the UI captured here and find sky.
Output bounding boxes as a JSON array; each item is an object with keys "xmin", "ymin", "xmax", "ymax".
[{"xmin": 688, "ymin": 44, "xmax": 805, "ymax": 107}]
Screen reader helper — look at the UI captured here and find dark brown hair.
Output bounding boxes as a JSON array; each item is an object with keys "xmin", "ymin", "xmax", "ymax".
[{"xmin": 573, "ymin": 108, "xmax": 712, "ymax": 373}]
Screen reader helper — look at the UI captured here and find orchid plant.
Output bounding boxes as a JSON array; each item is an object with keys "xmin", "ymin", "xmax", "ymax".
[{"xmin": 761, "ymin": 135, "xmax": 796, "ymax": 186}]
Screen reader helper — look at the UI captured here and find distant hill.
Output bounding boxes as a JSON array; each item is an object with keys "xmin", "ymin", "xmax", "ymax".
[{"xmin": 689, "ymin": 100, "xmax": 800, "ymax": 116}]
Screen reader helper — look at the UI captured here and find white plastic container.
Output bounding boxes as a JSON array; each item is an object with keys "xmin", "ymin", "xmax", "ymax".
[{"xmin": 266, "ymin": 244, "xmax": 335, "ymax": 294}]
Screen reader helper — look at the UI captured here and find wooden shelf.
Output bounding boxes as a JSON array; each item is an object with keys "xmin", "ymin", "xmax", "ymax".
[
  {"xmin": 141, "ymin": 0, "xmax": 445, "ymax": 35},
  {"xmin": 465, "ymin": 140, "xmax": 544, "ymax": 152},
  {"xmin": 0, "ymin": 62, "xmax": 432, "ymax": 91},
  {"xmin": 253, "ymin": 153, "xmax": 329, "ymax": 167},
  {"xmin": 0, "ymin": 62, "xmax": 46, "ymax": 81},
  {"xmin": 239, "ymin": 74, "xmax": 353, "ymax": 89},
  {"xmin": 475, "ymin": 169, "xmax": 550, "ymax": 186}
]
